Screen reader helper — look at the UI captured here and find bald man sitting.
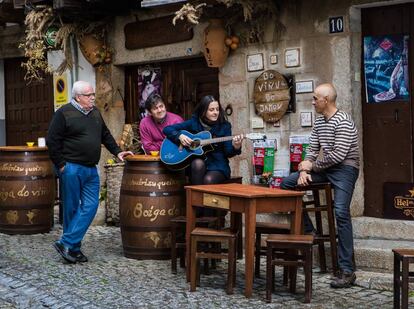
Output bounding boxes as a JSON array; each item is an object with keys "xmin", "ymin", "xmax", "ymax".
[{"xmin": 281, "ymin": 83, "xmax": 359, "ymax": 288}]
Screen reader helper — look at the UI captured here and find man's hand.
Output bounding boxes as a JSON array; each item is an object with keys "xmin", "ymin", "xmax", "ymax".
[
  {"xmin": 117, "ymin": 151, "xmax": 134, "ymax": 161},
  {"xmin": 298, "ymin": 160, "xmax": 312, "ymax": 172},
  {"xmin": 297, "ymin": 170, "xmax": 312, "ymax": 186},
  {"xmin": 179, "ymin": 134, "xmax": 193, "ymax": 147}
]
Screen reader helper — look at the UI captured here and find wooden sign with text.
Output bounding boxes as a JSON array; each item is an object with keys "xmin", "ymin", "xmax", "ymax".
[
  {"xmin": 253, "ymin": 70, "xmax": 291, "ymax": 122},
  {"xmin": 384, "ymin": 182, "xmax": 414, "ymax": 220},
  {"xmin": 124, "ymin": 15, "xmax": 193, "ymax": 50}
]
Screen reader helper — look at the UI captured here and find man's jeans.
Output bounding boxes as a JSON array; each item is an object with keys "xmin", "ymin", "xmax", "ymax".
[
  {"xmin": 58, "ymin": 162, "xmax": 100, "ymax": 252},
  {"xmin": 281, "ymin": 164, "xmax": 359, "ymax": 273}
]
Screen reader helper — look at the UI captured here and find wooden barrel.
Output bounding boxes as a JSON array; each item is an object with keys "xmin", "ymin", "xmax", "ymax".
[
  {"xmin": 0, "ymin": 146, "xmax": 55, "ymax": 234},
  {"xmin": 119, "ymin": 155, "xmax": 185, "ymax": 260}
]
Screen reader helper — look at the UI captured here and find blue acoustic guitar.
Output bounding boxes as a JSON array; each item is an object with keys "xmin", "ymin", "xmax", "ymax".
[{"xmin": 160, "ymin": 130, "xmax": 265, "ymax": 170}]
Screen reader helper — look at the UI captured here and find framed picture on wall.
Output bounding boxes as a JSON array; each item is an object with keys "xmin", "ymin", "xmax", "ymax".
[
  {"xmin": 247, "ymin": 53, "xmax": 264, "ymax": 72},
  {"xmin": 295, "ymin": 80, "xmax": 314, "ymax": 94},
  {"xmin": 363, "ymin": 34, "xmax": 409, "ymax": 103},
  {"xmin": 137, "ymin": 66, "xmax": 162, "ymax": 118},
  {"xmin": 284, "ymin": 48, "xmax": 300, "ymax": 67},
  {"xmin": 270, "ymin": 54, "xmax": 278, "ymax": 64},
  {"xmin": 300, "ymin": 112, "xmax": 313, "ymax": 127}
]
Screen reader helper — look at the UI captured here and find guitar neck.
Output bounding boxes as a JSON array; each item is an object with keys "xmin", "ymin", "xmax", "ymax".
[{"xmin": 200, "ymin": 135, "xmax": 236, "ymax": 146}]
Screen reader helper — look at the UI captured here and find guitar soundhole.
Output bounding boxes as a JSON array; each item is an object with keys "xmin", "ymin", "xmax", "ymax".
[{"xmin": 190, "ymin": 140, "xmax": 201, "ymax": 150}]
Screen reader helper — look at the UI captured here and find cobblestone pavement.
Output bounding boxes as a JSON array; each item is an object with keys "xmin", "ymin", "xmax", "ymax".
[{"xmin": 0, "ymin": 225, "xmax": 412, "ymax": 309}]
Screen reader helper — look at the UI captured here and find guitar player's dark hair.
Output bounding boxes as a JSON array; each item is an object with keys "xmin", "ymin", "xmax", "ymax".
[
  {"xmin": 194, "ymin": 95, "xmax": 227, "ymax": 124},
  {"xmin": 144, "ymin": 92, "xmax": 163, "ymax": 111}
]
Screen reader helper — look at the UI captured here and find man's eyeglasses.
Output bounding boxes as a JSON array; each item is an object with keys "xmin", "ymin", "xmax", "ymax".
[
  {"xmin": 80, "ymin": 93, "xmax": 95, "ymax": 98},
  {"xmin": 312, "ymin": 96, "xmax": 319, "ymax": 101}
]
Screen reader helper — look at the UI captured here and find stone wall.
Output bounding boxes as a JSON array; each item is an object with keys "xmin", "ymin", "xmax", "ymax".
[{"xmin": 103, "ymin": 0, "xmax": 405, "ymax": 218}]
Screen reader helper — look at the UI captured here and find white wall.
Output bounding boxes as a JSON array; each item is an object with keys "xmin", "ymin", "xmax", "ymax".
[
  {"xmin": 0, "ymin": 60, "xmax": 5, "ymax": 146},
  {"xmin": 47, "ymin": 45, "xmax": 95, "ymax": 103},
  {"xmin": 76, "ymin": 46, "xmax": 95, "ymax": 87}
]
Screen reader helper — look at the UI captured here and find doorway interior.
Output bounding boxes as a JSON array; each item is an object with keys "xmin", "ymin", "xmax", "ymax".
[{"xmin": 124, "ymin": 57, "xmax": 219, "ymax": 124}]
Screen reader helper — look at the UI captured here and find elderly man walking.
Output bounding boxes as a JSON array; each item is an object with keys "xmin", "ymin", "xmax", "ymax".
[
  {"xmin": 281, "ymin": 83, "xmax": 359, "ymax": 288},
  {"xmin": 47, "ymin": 81, "xmax": 133, "ymax": 263}
]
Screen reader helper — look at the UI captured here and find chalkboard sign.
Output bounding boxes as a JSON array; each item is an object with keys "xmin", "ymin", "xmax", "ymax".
[{"xmin": 253, "ymin": 70, "xmax": 291, "ymax": 122}]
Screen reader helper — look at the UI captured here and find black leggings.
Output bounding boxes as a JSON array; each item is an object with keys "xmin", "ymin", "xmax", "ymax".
[{"xmin": 190, "ymin": 158, "xmax": 226, "ymax": 185}]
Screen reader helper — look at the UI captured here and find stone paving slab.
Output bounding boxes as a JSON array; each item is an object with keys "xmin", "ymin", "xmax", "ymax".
[{"xmin": 0, "ymin": 226, "xmax": 413, "ymax": 309}]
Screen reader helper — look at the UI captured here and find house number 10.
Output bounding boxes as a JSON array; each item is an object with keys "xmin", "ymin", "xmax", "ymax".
[{"xmin": 329, "ymin": 16, "xmax": 344, "ymax": 34}]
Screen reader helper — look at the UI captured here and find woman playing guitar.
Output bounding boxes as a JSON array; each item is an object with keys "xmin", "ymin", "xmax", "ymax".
[{"xmin": 163, "ymin": 95, "xmax": 243, "ymax": 187}]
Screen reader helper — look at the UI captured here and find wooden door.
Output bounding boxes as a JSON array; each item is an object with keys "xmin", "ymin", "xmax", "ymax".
[
  {"xmin": 124, "ymin": 57, "xmax": 219, "ymax": 123},
  {"xmin": 161, "ymin": 58, "xmax": 219, "ymax": 120},
  {"xmin": 361, "ymin": 4, "xmax": 413, "ymax": 217},
  {"xmin": 4, "ymin": 58, "xmax": 54, "ymax": 146}
]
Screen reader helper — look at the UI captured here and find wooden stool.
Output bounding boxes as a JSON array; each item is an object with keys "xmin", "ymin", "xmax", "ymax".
[
  {"xmin": 266, "ymin": 234, "xmax": 314, "ymax": 303},
  {"xmin": 170, "ymin": 216, "xmax": 218, "ymax": 274},
  {"xmin": 255, "ymin": 222, "xmax": 290, "ymax": 278},
  {"xmin": 190, "ymin": 227, "xmax": 238, "ymax": 295},
  {"xmin": 171, "ymin": 176, "xmax": 243, "ymax": 274},
  {"xmin": 297, "ymin": 182, "xmax": 339, "ymax": 275},
  {"xmin": 255, "ymin": 182, "xmax": 338, "ymax": 277},
  {"xmin": 393, "ymin": 249, "xmax": 414, "ymax": 309}
]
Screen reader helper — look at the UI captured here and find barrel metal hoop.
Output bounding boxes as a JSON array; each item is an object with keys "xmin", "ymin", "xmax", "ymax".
[
  {"xmin": 0, "ymin": 157, "xmax": 51, "ymax": 162},
  {"xmin": 0, "ymin": 223, "xmax": 50, "ymax": 228},
  {"xmin": 120, "ymin": 189, "xmax": 184, "ymax": 197},
  {"xmin": 124, "ymin": 169, "xmax": 167, "ymax": 175},
  {"xmin": 0, "ymin": 204, "xmax": 53, "ymax": 210}
]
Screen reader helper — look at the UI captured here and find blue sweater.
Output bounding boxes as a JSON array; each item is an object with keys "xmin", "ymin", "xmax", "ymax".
[{"xmin": 163, "ymin": 116, "xmax": 241, "ymax": 178}]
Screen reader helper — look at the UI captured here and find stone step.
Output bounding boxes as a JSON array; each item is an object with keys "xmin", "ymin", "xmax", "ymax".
[
  {"xmin": 353, "ymin": 216, "xmax": 414, "ymax": 241},
  {"xmin": 317, "ymin": 239, "xmax": 414, "ymax": 273},
  {"xmin": 354, "ymin": 239, "xmax": 414, "ymax": 272}
]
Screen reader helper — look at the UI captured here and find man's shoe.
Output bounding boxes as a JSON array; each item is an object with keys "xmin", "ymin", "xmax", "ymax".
[
  {"xmin": 73, "ymin": 250, "xmax": 88, "ymax": 263},
  {"xmin": 329, "ymin": 270, "xmax": 342, "ymax": 280},
  {"xmin": 53, "ymin": 241, "xmax": 77, "ymax": 263},
  {"xmin": 330, "ymin": 271, "xmax": 356, "ymax": 288}
]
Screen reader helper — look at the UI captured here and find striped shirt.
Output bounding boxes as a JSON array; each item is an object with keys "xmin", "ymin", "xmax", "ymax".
[{"xmin": 306, "ymin": 110, "xmax": 359, "ymax": 171}]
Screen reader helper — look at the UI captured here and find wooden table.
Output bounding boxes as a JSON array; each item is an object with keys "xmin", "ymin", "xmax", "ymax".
[{"xmin": 185, "ymin": 183, "xmax": 304, "ymax": 298}]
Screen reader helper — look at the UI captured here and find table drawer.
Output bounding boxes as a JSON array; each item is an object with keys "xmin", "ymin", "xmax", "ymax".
[{"xmin": 203, "ymin": 193, "xmax": 230, "ymax": 210}]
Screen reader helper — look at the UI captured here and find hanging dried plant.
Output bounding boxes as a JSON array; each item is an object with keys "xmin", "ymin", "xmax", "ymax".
[
  {"xmin": 172, "ymin": 3, "xmax": 206, "ymax": 25},
  {"xmin": 172, "ymin": 0, "xmax": 284, "ymax": 45},
  {"xmin": 54, "ymin": 23, "xmax": 76, "ymax": 74},
  {"xmin": 19, "ymin": 6, "xmax": 54, "ymax": 82},
  {"xmin": 19, "ymin": 6, "xmax": 113, "ymax": 82}
]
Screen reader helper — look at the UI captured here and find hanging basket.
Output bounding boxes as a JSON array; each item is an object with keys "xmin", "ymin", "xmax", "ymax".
[
  {"xmin": 203, "ymin": 19, "xmax": 229, "ymax": 68},
  {"xmin": 78, "ymin": 33, "xmax": 105, "ymax": 66}
]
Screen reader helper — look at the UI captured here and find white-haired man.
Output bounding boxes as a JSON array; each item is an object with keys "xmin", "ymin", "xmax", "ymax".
[{"xmin": 47, "ymin": 81, "xmax": 133, "ymax": 263}]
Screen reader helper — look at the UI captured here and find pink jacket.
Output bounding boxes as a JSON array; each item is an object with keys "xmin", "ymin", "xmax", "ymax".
[{"xmin": 139, "ymin": 112, "xmax": 184, "ymax": 153}]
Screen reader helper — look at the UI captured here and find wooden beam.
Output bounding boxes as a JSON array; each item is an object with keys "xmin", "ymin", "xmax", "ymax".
[{"xmin": 124, "ymin": 15, "xmax": 193, "ymax": 50}]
